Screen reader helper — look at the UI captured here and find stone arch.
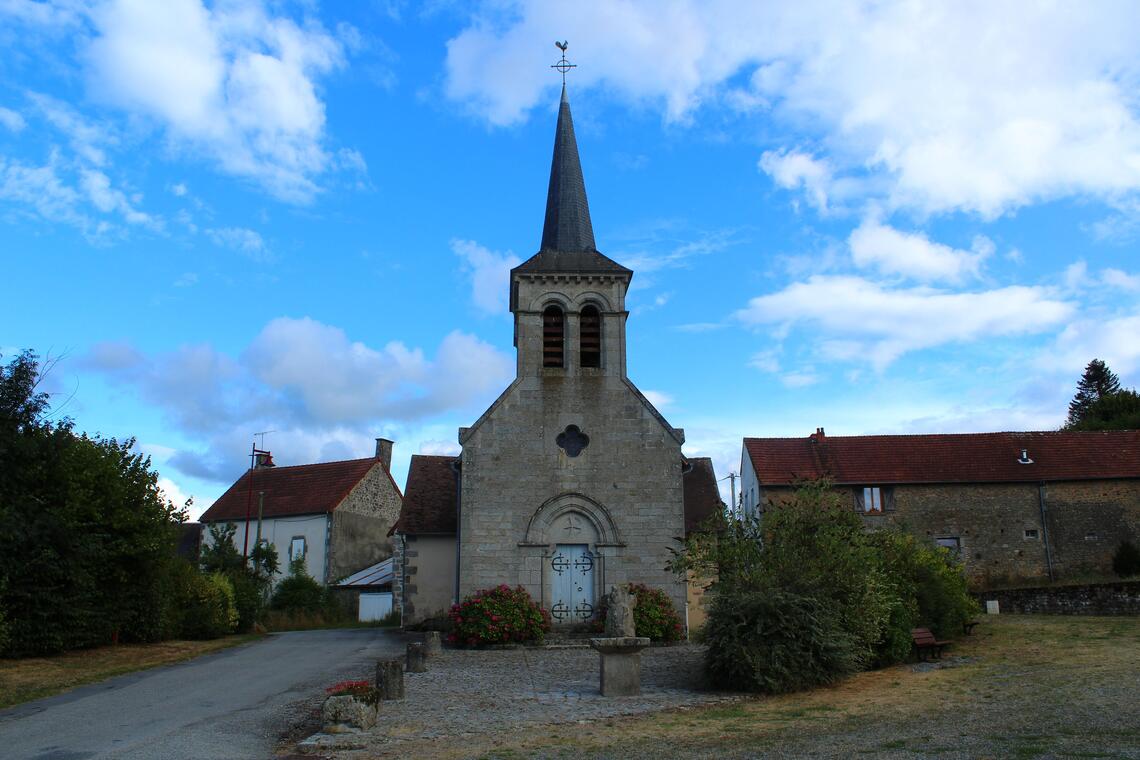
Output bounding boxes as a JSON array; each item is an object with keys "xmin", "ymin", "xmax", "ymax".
[
  {"xmin": 573, "ymin": 290, "xmax": 613, "ymax": 311},
  {"xmin": 523, "ymin": 492, "xmax": 624, "ymax": 546},
  {"xmin": 527, "ymin": 291, "xmax": 573, "ymax": 312}
]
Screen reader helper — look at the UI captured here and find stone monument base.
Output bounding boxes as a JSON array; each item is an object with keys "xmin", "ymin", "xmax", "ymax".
[{"xmin": 589, "ymin": 636, "xmax": 651, "ymax": 697}]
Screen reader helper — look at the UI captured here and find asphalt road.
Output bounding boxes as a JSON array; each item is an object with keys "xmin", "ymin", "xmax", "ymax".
[{"xmin": 0, "ymin": 628, "xmax": 403, "ymax": 760}]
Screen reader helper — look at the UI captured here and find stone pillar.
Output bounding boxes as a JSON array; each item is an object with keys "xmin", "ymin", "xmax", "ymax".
[
  {"xmin": 376, "ymin": 657, "xmax": 404, "ymax": 700},
  {"xmin": 406, "ymin": 642, "xmax": 427, "ymax": 673},
  {"xmin": 423, "ymin": 630, "xmax": 442, "ymax": 656}
]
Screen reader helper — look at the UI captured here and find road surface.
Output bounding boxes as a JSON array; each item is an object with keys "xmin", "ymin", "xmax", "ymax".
[{"xmin": 0, "ymin": 628, "xmax": 402, "ymax": 759}]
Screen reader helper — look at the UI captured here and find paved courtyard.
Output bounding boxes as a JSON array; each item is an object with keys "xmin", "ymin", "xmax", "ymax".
[{"xmin": 296, "ymin": 643, "xmax": 738, "ymax": 757}]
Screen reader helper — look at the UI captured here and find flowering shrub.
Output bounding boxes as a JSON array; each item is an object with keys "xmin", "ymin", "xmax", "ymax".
[
  {"xmin": 447, "ymin": 584, "xmax": 551, "ymax": 646},
  {"xmin": 325, "ymin": 679, "xmax": 380, "ymax": 706},
  {"xmin": 592, "ymin": 583, "xmax": 685, "ymax": 642}
]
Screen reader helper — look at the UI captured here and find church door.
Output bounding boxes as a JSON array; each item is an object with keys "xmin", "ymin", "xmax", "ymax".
[{"xmin": 550, "ymin": 544, "xmax": 595, "ymax": 625}]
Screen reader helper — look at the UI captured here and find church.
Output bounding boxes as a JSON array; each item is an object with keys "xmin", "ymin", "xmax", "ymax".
[{"xmin": 390, "ymin": 84, "xmax": 721, "ymax": 629}]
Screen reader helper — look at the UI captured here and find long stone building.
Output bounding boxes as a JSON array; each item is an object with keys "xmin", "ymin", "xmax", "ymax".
[
  {"xmin": 740, "ymin": 428, "xmax": 1140, "ymax": 586},
  {"xmin": 391, "ymin": 86, "xmax": 722, "ymax": 628}
]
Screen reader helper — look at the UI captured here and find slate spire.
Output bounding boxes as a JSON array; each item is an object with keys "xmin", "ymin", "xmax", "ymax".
[{"xmin": 540, "ymin": 85, "xmax": 596, "ymax": 253}]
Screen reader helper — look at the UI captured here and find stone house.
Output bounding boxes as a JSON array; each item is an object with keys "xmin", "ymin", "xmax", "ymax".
[
  {"xmin": 740, "ymin": 428, "xmax": 1140, "ymax": 586},
  {"xmin": 390, "ymin": 86, "xmax": 723, "ymax": 630},
  {"xmin": 199, "ymin": 439, "xmax": 403, "ymax": 585}
]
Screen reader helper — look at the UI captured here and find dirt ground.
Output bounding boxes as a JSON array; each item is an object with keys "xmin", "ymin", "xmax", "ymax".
[{"xmin": 297, "ymin": 615, "xmax": 1140, "ymax": 759}]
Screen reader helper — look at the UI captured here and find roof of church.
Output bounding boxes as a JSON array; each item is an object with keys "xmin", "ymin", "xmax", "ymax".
[
  {"xmin": 684, "ymin": 457, "xmax": 724, "ymax": 535},
  {"xmin": 743, "ymin": 429, "xmax": 1140, "ymax": 486},
  {"xmin": 513, "ymin": 86, "xmax": 632, "ymax": 279},
  {"xmin": 390, "ymin": 454, "xmax": 458, "ymax": 535},
  {"xmin": 200, "ymin": 457, "xmax": 386, "ymax": 522}
]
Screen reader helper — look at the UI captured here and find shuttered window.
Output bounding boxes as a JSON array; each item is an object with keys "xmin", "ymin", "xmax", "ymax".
[
  {"xmin": 580, "ymin": 305, "xmax": 601, "ymax": 368},
  {"xmin": 543, "ymin": 305, "xmax": 565, "ymax": 367}
]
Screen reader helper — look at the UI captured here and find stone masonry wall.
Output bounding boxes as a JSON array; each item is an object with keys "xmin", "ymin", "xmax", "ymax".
[
  {"xmin": 761, "ymin": 479, "xmax": 1140, "ymax": 587},
  {"xmin": 326, "ymin": 463, "xmax": 403, "ymax": 581},
  {"xmin": 978, "ymin": 580, "xmax": 1140, "ymax": 615}
]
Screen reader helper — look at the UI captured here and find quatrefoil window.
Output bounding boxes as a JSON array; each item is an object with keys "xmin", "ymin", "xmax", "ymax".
[{"xmin": 556, "ymin": 425, "xmax": 590, "ymax": 457}]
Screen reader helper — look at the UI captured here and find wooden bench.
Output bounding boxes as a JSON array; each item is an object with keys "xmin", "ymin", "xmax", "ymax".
[{"xmin": 911, "ymin": 627, "xmax": 951, "ymax": 661}]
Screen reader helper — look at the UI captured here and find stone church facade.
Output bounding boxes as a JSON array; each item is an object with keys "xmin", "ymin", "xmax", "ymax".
[{"xmin": 392, "ymin": 86, "xmax": 709, "ymax": 626}]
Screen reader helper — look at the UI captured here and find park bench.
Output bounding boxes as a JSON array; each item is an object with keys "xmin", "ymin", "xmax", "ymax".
[{"xmin": 911, "ymin": 627, "xmax": 951, "ymax": 661}]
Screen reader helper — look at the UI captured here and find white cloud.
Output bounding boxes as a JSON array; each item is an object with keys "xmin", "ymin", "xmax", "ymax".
[
  {"xmin": 1041, "ymin": 312, "xmax": 1140, "ymax": 380},
  {"xmin": 0, "ymin": 106, "xmax": 26, "ymax": 132},
  {"xmin": 206, "ymin": 227, "xmax": 268, "ymax": 259},
  {"xmin": 84, "ymin": 0, "xmax": 350, "ymax": 202},
  {"xmin": 1102, "ymin": 268, "xmax": 1140, "ymax": 292},
  {"xmin": 446, "ymin": 2, "xmax": 1140, "ymax": 217},
  {"xmin": 736, "ymin": 275, "xmax": 1074, "ymax": 369},
  {"xmin": 170, "ymin": 182, "xmax": 188, "ymax": 197},
  {"xmin": 748, "ymin": 349, "xmax": 780, "ymax": 373},
  {"xmin": 80, "ymin": 168, "xmax": 159, "ymax": 228},
  {"xmin": 642, "ymin": 390, "xmax": 674, "ymax": 409},
  {"xmin": 848, "ymin": 219, "xmax": 991, "ymax": 283},
  {"xmin": 0, "ymin": 152, "xmax": 88, "ymax": 229},
  {"xmin": 451, "ymin": 239, "xmax": 521, "ymax": 314},
  {"xmin": 29, "ymin": 92, "xmax": 115, "ymax": 167},
  {"xmin": 781, "ymin": 370, "xmax": 819, "ymax": 388},
  {"xmin": 157, "ymin": 477, "xmax": 193, "ymax": 510},
  {"xmin": 759, "ymin": 149, "xmax": 832, "ymax": 212}
]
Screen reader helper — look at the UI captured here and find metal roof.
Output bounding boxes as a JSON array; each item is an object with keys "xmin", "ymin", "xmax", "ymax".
[{"xmin": 335, "ymin": 557, "xmax": 395, "ymax": 588}]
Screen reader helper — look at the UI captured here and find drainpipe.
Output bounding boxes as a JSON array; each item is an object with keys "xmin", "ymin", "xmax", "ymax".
[
  {"xmin": 451, "ymin": 458, "xmax": 462, "ymax": 606},
  {"xmin": 1038, "ymin": 482, "xmax": 1055, "ymax": 582}
]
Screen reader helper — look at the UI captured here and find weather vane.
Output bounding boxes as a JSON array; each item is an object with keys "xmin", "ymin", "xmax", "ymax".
[{"xmin": 551, "ymin": 40, "xmax": 576, "ymax": 85}]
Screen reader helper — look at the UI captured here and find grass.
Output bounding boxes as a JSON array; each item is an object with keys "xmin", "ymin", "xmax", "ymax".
[
  {"xmin": 386, "ymin": 615, "xmax": 1140, "ymax": 759},
  {"xmin": 0, "ymin": 634, "xmax": 261, "ymax": 709}
]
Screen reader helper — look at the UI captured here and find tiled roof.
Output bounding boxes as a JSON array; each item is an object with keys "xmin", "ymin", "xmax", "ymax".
[
  {"xmin": 391, "ymin": 455, "xmax": 458, "ymax": 535},
  {"xmin": 512, "ymin": 249, "xmax": 632, "ymax": 277},
  {"xmin": 200, "ymin": 458, "xmax": 381, "ymax": 522},
  {"xmin": 684, "ymin": 457, "xmax": 724, "ymax": 535},
  {"xmin": 744, "ymin": 430, "xmax": 1140, "ymax": 485}
]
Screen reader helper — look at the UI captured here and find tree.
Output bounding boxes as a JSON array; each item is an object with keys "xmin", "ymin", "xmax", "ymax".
[
  {"xmin": 0, "ymin": 351, "xmax": 187, "ymax": 655},
  {"xmin": 1067, "ymin": 359, "xmax": 1122, "ymax": 427},
  {"xmin": 1067, "ymin": 389, "xmax": 1140, "ymax": 431}
]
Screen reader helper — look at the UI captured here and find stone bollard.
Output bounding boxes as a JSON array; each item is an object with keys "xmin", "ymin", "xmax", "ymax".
[
  {"xmin": 406, "ymin": 641, "xmax": 427, "ymax": 673},
  {"xmin": 376, "ymin": 657, "xmax": 405, "ymax": 700},
  {"xmin": 422, "ymin": 630, "xmax": 442, "ymax": 656}
]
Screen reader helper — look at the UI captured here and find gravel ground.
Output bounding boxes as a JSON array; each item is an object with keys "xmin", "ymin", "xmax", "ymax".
[{"xmin": 296, "ymin": 643, "xmax": 738, "ymax": 757}]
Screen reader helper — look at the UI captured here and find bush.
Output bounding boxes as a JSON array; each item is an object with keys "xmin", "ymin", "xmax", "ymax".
[
  {"xmin": 592, "ymin": 583, "xmax": 685, "ymax": 642},
  {"xmin": 271, "ymin": 557, "xmax": 325, "ymax": 614},
  {"xmin": 704, "ymin": 589, "xmax": 860, "ymax": 693},
  {"xmin": 180, "ymin": 572, "xmax": 238, "ymax": 639},
  {"xmin": 1113, "ymin": 540, "xmax": 1140, "ymax": 577},
  {"xmin": 448, "ymin": 584, "xmax": 551, "ymax": 646}
]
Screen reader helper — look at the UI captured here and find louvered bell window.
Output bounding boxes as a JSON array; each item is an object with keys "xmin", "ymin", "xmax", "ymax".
[
  {"xmin": 543, "ymin": 305, "xmax": 565, "ymax": 367},
  {"xmin": 580, "ymin": 305, "xmax": 601, "ymax": 368}
]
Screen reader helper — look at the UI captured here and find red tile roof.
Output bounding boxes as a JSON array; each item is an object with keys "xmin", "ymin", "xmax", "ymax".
[
  {"xmin": 200, "ymin": 458, "xmax": 382, "ymax": 522},
  {"xmin": 744, "ymin": 430, "xmax": 1140, "ymax": 486},
  {"xmin": 390, "ymin": 455, "xmax": 458, "ymax": 535},
  {"xmin": 684, "ymin": 457, "xmax": 724, "ymax": 534}
]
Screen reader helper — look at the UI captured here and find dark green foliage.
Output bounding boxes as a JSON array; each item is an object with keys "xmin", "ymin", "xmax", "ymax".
[
  {"xmin": 1113, "ymin": 540, "xmax": 1140, "ymax": 577},
  {"xmin": 674, "ymin": 479, "xmax": 979, "ymax": 693},
  {"xmin": 0, "ymin": 351, "xmax": 187, "ymax": 656},
  {"xmin": 270, "ymin": 557, "xmax": 326, "ymax": 614},
  {"xmin": 178, "ymin": 572, "xmax": 238, "ymax": 639},
  {"xmin": 201, "ymin": 523, "xmax": 278, "ymax": 632},
  {"xmin": 1067, "ymin": 389, "xmax": 1140, "ymax": 431},
  {"xmin": 447, "ymin": 584, "xmax": 551, "ymax": 646},
  {"xmin": 704, "ymin": 590, "xmax": 859, "ymax": 693},
  {"xmin": 1066, "ymin": 359, "xmax": 1122, "ymax": 427},
  {"xmin": 592, "ymin": 583, "xmax": 684, "ymax": 642}
]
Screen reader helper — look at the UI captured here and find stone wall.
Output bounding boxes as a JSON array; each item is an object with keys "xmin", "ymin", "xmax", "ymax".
[
  {"xmin": 402, "ymin": 534, "xmax": 456, "ymax": 624},
  {"xmin": 327, "ymin": 463, "xmax": 403, "ymax": 581},
  {"xmin": 761, "ymin": 479, "xmax": 1140, "ymax": 587},
  {"xmin": 978, "ymin": 581, "xmax": 1140, "ymax": 615}
]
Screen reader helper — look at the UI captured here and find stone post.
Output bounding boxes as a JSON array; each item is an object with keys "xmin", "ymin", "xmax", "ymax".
[
  {"xmin": 406, "ymin": 642, "xmax": 427, "ymax": 673},
  {"xmin": 376, "ymin": 657, "xmax": 405, "ymax": 700},
  {"xmin": 423, "ymin": 630, "xmax": 442, "ymax": 656}
]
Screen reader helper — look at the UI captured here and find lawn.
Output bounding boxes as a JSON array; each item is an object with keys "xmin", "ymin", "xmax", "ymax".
[
  {"xmin": 0, "ymin": 634, "xmax": 261, "ymax": 709},
  {"xmin": 379, "ymin": 615, "xmax": 1140, "ymax": 759}
]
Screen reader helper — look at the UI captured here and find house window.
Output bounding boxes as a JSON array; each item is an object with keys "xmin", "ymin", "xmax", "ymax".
[
  {"xmin": 580, "ymin": 305, "xmax": 601, "ymax": 368},
  {"xmin": 935, "ymin": 537, "xmax": 961, "ymax": 556},
  {"xmin": 861, "ymin": 487, "xmax": 883, "ymax": 513},
  {"xmin": 542, "ymin": 305, "xmax": 565, "ymax": 368},
  {"xmin": 1024, "ymin": 529, "xmax": 1039, "ymax": 540},
  {"xmin": 289, "ymin": 536, "xmax": 306, "ymax": 562}
]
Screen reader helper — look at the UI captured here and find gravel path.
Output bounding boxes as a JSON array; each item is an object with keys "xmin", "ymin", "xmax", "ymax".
[{"xmin": 298, "ymin": 643, "xmax": 737, "ymax": 756}]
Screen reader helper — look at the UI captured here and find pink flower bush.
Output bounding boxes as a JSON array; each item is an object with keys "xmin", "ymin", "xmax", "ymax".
[{"xmin": 448, "ymin": 584, "xmax": 551, "ymax": 646}]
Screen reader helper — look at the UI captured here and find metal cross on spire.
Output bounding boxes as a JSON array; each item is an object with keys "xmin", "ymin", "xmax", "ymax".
[{"xmin": 551, "ymin": 40, "xmax": 576, "ymax": 85}]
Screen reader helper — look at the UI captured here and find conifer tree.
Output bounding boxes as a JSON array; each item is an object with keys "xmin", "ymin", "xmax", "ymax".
[{"xmin": 1066, "ymin": 359, "xmax": 1121, "ymax": 427}]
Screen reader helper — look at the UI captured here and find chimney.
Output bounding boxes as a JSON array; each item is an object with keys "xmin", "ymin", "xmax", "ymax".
[
  {"xmin": 375, "ymin": 438, "xmax": 394, "ymax": 471},
  {"xmin": 810, "ymin": 427, "xmax": 826, "ymax": 442}
]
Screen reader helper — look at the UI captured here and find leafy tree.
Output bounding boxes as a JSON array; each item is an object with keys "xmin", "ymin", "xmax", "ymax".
[
  {"xmin": 0, "ymin": 351, "xmax": 186, "ymax": 655},
  {"xmin": 270, "ymin": 557, "xmax": 325, "ymax": 614},
  {"xmin": 200, "ymin": 522, "xmax": 278, "ymax": 631},
  {"xmin": 1067, "ymin": 389, "xmax": 1140, "ymax": 431},
  {"xmin": 1066, "ymin": 359, "xmax": 1122, "ymax": 427}
]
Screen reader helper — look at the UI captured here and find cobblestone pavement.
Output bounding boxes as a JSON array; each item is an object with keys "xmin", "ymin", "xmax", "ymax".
[{"xmin": 297, "ymin": 643, "xmax": 737, "ymax": 757}]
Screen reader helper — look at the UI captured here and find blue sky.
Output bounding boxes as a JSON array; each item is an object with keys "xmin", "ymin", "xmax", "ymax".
[{"xmin": 3, "ymin": 1, "xmax": 1139, "ymax": 518}]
